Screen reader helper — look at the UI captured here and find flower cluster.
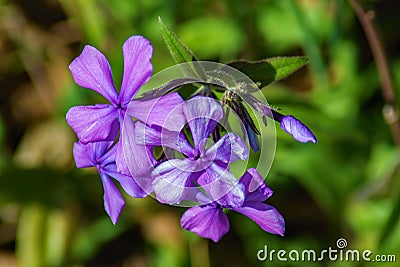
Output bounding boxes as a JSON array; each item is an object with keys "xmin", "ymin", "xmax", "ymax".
[{"xmin": 66, "ymin": 35, "xmax": 317, "ymax": 242}]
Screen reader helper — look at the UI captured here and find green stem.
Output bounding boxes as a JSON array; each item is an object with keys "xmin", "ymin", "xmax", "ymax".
[{"xmin": 16, "ymin": 204, "xmax": 46, "ymax": 267}]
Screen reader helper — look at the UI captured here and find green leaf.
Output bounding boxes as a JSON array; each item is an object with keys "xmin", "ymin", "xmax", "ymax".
[
  {"xmin": 158, "ymin": 17, "xmax": 206, "ymax": 79},
  {"xmin": 228, "ymin": 56, "xmax": 309, "ymax": 88},
  {"xmin": 158, "ymin": 17, "xmax": 198, "ymax": 64}
]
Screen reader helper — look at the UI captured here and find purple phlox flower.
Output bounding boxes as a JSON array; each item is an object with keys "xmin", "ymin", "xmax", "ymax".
[
  {"xmin": 180, "ymin": 168, "xmax": 285, "ymax": 242},
  {"xmin": 66, "ymin": 35, "xmax": 185, "ymax": 176},
  {"xmin": 242, "ymin": 94, "xmax": 317, "ymax": 143},
  {"xmin": 270, "ymin": 110, "xmax": 317, "ymax": 143},
  {"xmin": 222, "ymin": 90, "xmax": 317, "ymax": 153},
  {"xmin": 135, "ymin": 96, "xmax": 249, "ymax": 205},
  {"xmin": 73, "ymin": 141, "xmax": 147, "ymax": 224},
  {"xmin": 66, "ymin": 36, "xmax": 152, "ymax": 143}
]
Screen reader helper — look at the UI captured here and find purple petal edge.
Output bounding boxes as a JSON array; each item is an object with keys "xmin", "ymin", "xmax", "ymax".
[
  {"xmin": 69, "ymin": 45, "xmax": 118, "ymax": 104},
  {"xmin": 280, "ymin": 115, "xmax": 317, "ymax": 143},
  {"xmin": 119, "ymin": 36, "xmax": 153, "ymax": 104},
  {"xmin": 233, "ymin": 203, "xmax": 285, "ymax": 236},
  {"xmin": 99, "ymin": 173, "xmax": 125, "ymax": 225},
  {"xmin": 181, "ymin": 205, "xmax": 230, "ymax": 242},
  {"xmin": 66, "ymin": 105, "xmax": 119, "ymax": 144}
]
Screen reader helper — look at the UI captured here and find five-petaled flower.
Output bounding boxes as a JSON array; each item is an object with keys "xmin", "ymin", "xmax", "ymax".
[
  {"xmin": 73, "ymin": 141, "xmax": 147, "ymax": 224},
  {"xmin": 135, "ymin": 96, "xmax": 249, "ymax": 205},
  {"xmin": 180, "ymin": 168, "xmax": 285, "ymax": 242},
  {"xmin": 66, "ymin": 35, "xmax": 185, "ymax": 176}
]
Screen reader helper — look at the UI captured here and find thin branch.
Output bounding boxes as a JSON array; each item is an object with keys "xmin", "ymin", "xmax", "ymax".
[{"xmin": 349, "ymin": 0, "xmax": 400, "ymax": 148}]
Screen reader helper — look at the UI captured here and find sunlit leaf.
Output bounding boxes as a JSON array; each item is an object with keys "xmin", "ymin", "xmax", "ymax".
[
  {"xmin": 158, "ymin": 17, "xmax": 198, "ymax": 64},
  {"xmin": 228, "ymin": 56, "xmax": 309, "ymax": 88},
  {"xmin": 158, "ymin": 17, "xmax": 206, "ymax": 80}
]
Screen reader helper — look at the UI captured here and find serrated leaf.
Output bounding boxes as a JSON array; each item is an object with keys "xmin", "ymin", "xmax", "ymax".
[
  {"xmin": 158, "ymin": 17, "xmax": 206, "ymax": 79},
  {"xmin": 228, "ymin": 56, "xmax": 309, "ymax": 88},
  {"xmin": 159, "ymin": 17, "xmax": 198, "ymax": 64}
]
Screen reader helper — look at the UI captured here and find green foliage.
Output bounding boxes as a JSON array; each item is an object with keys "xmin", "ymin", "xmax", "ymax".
[
  {"xmin": 158, "ymin": 17, "xmax": 207, "ymax": 80},
  {"xmin": 178, "ymin": 17, "xmax": 244, "ymax": 61},
  {"xmin": 228, "ymin": 57, "xmax": 309, "ymax": 88},
  {"xmin": 158, "ymin": 17, "xmax": 198, "ymax": 65}
]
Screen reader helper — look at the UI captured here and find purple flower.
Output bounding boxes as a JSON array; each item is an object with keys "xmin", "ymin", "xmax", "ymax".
[
  {"xmin": 135, "ymin": 96, "xmax": 249, "ymax": 205},
  {"xmin": 222, "ymin": 91, "xmax": 317, "ymax": 152},
  {"xmin": 180, "ymin": 168, "xmax": 285, "ymax": 242},
  {"xmin": 66, "ymin": 36, "xmax": 152, "ymax": 143},
  {"xmin": 270, "ymin": 111, "xmax": 317, "ymax": 143},
  {"xmin": 238, "ymin": 94, "xmax": 317, "ymax": 144},
  {"xmin": 280, "ymin": 115, "xmax": 317, "ymax": 143},
  {"xmin": 66, "ymin": 35, "xmax": 185, "ymax": 175},
  {"xmin": 73, "ymin": 141, "xmax": 147, "ymax": 224}
]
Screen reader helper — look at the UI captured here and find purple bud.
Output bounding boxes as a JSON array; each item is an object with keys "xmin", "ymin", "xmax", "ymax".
[{"xmin": 280, "ymin": 115, "xmax": 317, "ymax": 143}]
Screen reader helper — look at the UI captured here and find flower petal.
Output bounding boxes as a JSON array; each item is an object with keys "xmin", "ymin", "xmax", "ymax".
[
  {"xmin": 180, "ymin": 204, "xmax": 229, "ymax": 242},
  {"xmin": 233, "ymin": 203, "xmax": 285, "ymax": 236},
  {"xmin": 73, "ymin": 141, "xmax": 114, "ymax": 168},
  {"xmin": 103, "ymin": 164, "xmax": 148, "ymax": 198},
  {"xmin": 280, "ymin": 115, "xmax": 317, "ymax": 143},
  {"xmin": 114, "ymin": 139, "xmax": 129, "ymax": 174},
  {"xmin": 73, "ymin": 142, "xmax": 94, "ymax": 168},
  {"xmin": 99, "ymin": 141, "xmax": 118, "ymax": 166},
  {"xmin": 183, "ymin": 97, "xmax": 223, "ymax": 150},
  {"xmin": 135, "ymin": 122, "xmax": 195, "ymax": 157},
  {"xmin": 69, "ymin": 45, "xmax": 118, "ymax": 103},
  {"xmin": 127, "ymin": 92, "xmax": 185, "ymax": 132},
  {"xmin": 202, "ymin": 163, "xmax": 244, "ymax": 207},
  {"xmin": 239, "ymin": 168, "xmax": 273, "ymax": 203},
  {"xmin": 152, "ymin": 159, "xmax": 197, "ymax": 204},
  {"xmin": 119, "ymin": 36, "xmax": 153, "ymax": 104},
  {"xmin": 114, "ymin": 138, "xmax": 154, "ymax": 195},
  {"xmin": 120, "ymin": 118, "xmax": 156, "ymax": 177},
  {"xmin": 66, "ymin": 104, "xmax": 119, "ymax": 143},
  {"xmin": 99, "ymin": 172, "xmax": 125, "ymax": 225},
  {"xmin": 205, "ymin": 133, "xmax": 248, "ymax": 163}
]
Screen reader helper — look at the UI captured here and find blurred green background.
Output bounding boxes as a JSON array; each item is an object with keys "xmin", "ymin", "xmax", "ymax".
[{"xmin": 1, "ymin": 0, "xmax": 400, "ymax": 266}]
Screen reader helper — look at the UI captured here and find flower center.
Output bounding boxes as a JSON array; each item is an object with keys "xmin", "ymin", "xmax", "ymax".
[
  {"xmin": 116, "ymin": 102, "xmax": 126, "ymax": 122},
  {"xmin": 94, "ymin": 161, "xmax": 103, "ymax": 171},
  {"xmin": 193, "ymin": 153, "xmax": 201, "ymax": 160}
]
